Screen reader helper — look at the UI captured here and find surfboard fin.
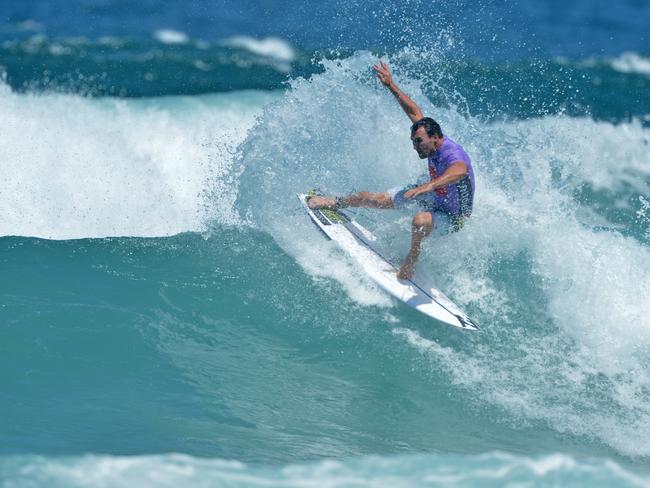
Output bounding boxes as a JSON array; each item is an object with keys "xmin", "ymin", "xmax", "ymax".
[{"xmin": 456, "ymin": 314, "xmax": 480, "ymax": 330}]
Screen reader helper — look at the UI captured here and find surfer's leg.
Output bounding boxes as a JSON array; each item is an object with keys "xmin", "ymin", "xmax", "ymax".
[
  {"xmin": 307, "ymin": 195, "xmax": 337, "ymax": 209},
  {"xmin": 397, "ymin": 212, "xmax": 433, "ymax": 280},
  {"xmin": 341, "ymin": 191, "xmax": 394, "ymax": 209},
  {"xmin": 308, "ymin": 192, "xmax": 393, "ymax": 209}
]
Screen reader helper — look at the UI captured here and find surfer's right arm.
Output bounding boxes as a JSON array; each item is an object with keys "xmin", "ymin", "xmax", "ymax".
[{"xmin": 373, "ymin": 61, "xmax": 424, "ymax": 123}]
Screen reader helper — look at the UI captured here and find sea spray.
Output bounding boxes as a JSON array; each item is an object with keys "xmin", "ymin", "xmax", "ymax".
[
  {"xmin": 0, "ymin": 86, "xmax": 277, "ymax": 239},
  {"xmin": 235, "ymin": 51, "xmax": 650, "ymax": 457}
]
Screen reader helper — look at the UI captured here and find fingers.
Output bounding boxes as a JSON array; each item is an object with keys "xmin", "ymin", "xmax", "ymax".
[
  {"xmin": 374, "ymin": 61, "xmax": 392, "ymax": 87},
  {"xmin": 373, "ymin": 61, "xmax": 390, "ymax": 73}
]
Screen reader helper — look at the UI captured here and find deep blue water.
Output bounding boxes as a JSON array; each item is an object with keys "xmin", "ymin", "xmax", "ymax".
[
  {"xmin": 2, "ymin": 0, "xmax": 649, "ymax": 56},
  {"xmin": 1, "ymin": 1, "xmax": 650, "ymax": 486}
]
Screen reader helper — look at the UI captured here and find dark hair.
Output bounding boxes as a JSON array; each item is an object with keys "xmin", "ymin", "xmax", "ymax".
[{"xmin": 411, "ymin": 117, "xmax": 443, "ymax": 138}]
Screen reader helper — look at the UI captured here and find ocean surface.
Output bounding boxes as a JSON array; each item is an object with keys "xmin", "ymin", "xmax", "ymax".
[{"xmin": 1, "ymin": 0, "xmax": 650, "ymax": 486}]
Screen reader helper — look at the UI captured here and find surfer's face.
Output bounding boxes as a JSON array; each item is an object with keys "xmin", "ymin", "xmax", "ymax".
[{"xmin": 411, "ymin": 127, "xmax": 440, "ymax": 159}]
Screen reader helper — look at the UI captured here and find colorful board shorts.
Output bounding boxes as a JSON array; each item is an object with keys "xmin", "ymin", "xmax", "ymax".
[{"xmin": 387, "ymin": 184, "xmax": 467, "ymax": 235}]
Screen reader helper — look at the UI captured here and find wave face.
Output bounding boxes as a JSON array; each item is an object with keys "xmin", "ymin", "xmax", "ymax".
[
  {"xmin": 2, "ymin": 51, "xmax": 649, "ymax": 470},
  {"xmin": 2, "ymin": 0, "xmax": 650, "ymax": 484}
]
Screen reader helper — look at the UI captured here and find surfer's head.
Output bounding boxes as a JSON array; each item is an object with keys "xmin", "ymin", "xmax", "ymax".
[{"xmin": 410, "ymin": 117, "xmax": 443, "ymax": 159}]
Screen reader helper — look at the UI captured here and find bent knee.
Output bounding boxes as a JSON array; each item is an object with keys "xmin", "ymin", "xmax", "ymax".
[{"xmin": 412, "ymin": 212, "xmax": 433, "ymax": 231}]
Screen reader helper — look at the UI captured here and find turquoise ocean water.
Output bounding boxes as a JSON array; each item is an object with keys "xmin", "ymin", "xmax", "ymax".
[{"xmin": 2, "ymin": 1, "xmax": 650, "ymax": 485}]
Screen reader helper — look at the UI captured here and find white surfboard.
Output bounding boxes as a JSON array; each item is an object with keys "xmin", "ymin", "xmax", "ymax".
[{"xmin": 299, "ymin": 193, "xmax": 479, "ymax": 330}]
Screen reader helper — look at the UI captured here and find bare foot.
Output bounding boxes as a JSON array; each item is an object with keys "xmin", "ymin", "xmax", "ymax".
[
  {"xmin": 308, "ymin": 196, "xmax": 336, "ymax": 209},
  {"xmin": 396, "ymin": 261, "xmax": 415, "ymax": 280}
]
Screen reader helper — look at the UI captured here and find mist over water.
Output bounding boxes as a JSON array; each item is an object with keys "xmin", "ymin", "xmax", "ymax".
[{"xmin": 2, "ymin": 0, "xmax": 650, "ymax": 485}]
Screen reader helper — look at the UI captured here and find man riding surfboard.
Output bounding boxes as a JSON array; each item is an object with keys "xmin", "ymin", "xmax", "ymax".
[{"xmin": 308, "ymin": 62, "xmax": 475, "ymax": 280}]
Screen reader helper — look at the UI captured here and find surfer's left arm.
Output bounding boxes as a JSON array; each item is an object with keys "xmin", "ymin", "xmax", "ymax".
[{"xmin": 404, "ymin": 162, "xmax": 468, "ymax": 198}]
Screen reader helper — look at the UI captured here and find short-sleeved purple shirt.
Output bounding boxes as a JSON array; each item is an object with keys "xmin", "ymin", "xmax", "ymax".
[{"xmin": 427, "ymin": 136, "xmax": 475, "ymax": 217}]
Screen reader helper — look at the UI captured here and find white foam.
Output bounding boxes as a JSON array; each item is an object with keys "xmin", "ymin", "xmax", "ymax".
[
  {"xmin": 48, "ymin": 43, "xmax": 72, "ymax": 56},
  {"xmin": 419, "ymin": 112, "xmax": 650, "ymax": 456},
  {"xmin": 0, "ymin": 86, "xmax": 278, "ymax": 239},
  {"xmin": 1, "ymin": 452, "xmax": 646, "ymax": 487},
  {"xmin": 610, "ymin": 52, "xmax": 650, "ymax": 76},
  {"xmin": 154, "ymin": 29, "xmax": 190, "ymax": 45},
  {"xmin": 576, "ymin": 52, "xmax": 650, "ymax": 77},
  {"xmin": 221, "ymin": 36, "xmax": 296, "ymax": 63}
]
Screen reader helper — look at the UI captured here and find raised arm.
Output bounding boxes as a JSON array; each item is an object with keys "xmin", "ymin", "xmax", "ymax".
[{"xmin": 374, "ymin": 61, "xmax": 424, "ymax": 123}]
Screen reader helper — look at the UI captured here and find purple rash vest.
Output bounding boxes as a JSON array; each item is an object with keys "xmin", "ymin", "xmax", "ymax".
[{"xmin": 427, "ymin": 136, "xmax": 475, "ymax": 217}]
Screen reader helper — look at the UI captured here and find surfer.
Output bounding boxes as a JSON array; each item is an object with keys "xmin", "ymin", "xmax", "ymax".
[{"xmin": 308, "ymin": 61, "xmax": 475, "ymax": 280}]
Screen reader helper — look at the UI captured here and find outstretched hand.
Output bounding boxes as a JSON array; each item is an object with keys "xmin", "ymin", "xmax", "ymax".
[{"xmin": 373, "ymin": 61, "xmax": 393, "ymax": 87}]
